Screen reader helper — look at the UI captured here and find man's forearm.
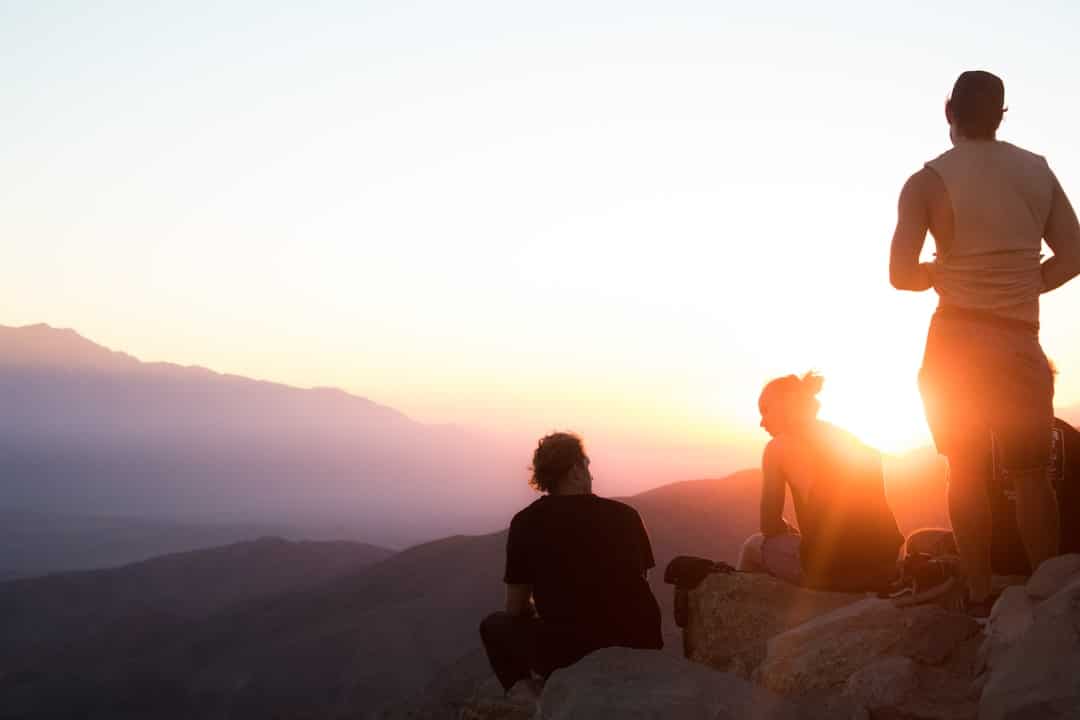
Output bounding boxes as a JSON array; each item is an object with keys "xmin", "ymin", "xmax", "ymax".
[
  {"xmin": 890, "ymin": 261, "xmax": 934, "ymax": 292},
  {"xmin": 1041, "ymin": 255, "xmax": 1080, "ymax": 293}
]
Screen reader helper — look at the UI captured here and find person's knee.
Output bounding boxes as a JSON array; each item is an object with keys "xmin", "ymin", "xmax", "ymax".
[
  {"xmin": 480, "ymin": 611, "xmax": 513, "ymax": 640},
  {"xmin": 906, "ymin": 528, "xmax": 956, "ymax": 557},
  {"xmin": 738, "ymin": 533, "xmax": 765, "ymax": 571}
]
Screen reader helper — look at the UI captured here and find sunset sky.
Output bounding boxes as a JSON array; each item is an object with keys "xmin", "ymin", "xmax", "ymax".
[{"xmin": 5, "ymin": 1, "xmax": 1080, "ymax": 482}]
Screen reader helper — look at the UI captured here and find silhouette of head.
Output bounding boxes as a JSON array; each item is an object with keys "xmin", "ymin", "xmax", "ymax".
[
  {"xmin": 758, "ymin": 372, "xmax": 824, "ymax": 438},
  {"xmin": 946, "ymin": 70, "xmax": 1006, "ymax": 142},
  {"xmin": 530, "ymin": 432, "xmax": 592, "ymax": 494}
]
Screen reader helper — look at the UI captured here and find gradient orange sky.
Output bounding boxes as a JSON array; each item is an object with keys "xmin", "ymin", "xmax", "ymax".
[{"xmin": 5, "ymin": 2, "xmax": 1080, "ymax": 479}]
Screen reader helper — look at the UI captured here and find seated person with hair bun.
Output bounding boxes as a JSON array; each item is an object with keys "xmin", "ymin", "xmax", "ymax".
[
  {"xmin": 479, "ymin": 432, "xmax": 662, "ymax": 698},
  {"xmin": 738, "ymin": 372, "xmax": 904, "ymax": 592}
]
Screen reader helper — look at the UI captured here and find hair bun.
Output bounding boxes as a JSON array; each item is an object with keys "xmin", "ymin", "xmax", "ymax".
[{"xmin": 800, "ymin": 371, "xmax": 825, "ymax": 397}]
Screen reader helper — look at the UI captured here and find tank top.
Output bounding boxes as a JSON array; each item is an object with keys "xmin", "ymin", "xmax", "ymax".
[{"xmin": 925, "ymin": 141, "xmax": 1055, "ymax": 325}]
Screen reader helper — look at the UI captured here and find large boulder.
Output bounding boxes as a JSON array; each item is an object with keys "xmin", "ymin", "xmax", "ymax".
[
  {"xmin": 747, "ymin": 597, "xmax": 981, "ymax": 720},
  {"xmin": 979, "ymin": 554, "xmax": 1080, "ymax": 720},
  {"xmin": 536, "ymin": 647, "xmax": 808, "ymax": 720},
  {"xmin": 684, "ymin": 572, "xmax": 862, "ymax": 677},
  {"xmin": 755, "ymin": 599, "xmax": 979, "ymax": 696}
]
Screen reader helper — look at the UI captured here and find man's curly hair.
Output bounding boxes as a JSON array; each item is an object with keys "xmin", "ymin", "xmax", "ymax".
[{"xmin": 530, "ymin": 432, "xmax": 586, "ymax": 493}]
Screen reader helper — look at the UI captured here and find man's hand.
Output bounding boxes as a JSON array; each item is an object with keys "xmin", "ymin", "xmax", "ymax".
[{"xmin": 505, "ymin": 584, "xmax": 535, "ymax": 617}]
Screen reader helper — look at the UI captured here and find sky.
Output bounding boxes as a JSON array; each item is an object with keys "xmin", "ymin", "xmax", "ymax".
[{"xmin": 5, "ymin": 1, "xmax": 1080, "ymax": 486}]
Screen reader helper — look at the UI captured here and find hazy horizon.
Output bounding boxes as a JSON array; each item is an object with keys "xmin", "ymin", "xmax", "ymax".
[{"xmin": 6, "ymin": 2, "xmax": 1080, "ymax": 465}]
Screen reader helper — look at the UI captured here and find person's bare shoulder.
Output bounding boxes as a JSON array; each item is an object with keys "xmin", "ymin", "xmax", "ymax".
[{"xmin": 903, "ymin": 166, "xmax": 943, "ymax": 200}]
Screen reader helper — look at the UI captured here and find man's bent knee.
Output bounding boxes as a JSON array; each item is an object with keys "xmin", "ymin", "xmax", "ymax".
[
  {"xmin": 905, "ymin": 528, "xmax": 957, "ymax": 557},
  {"xmin": 480, "ymin": 611, "xmax": 514, "ymax": 640},
  {"xmin": 738, "ymin": 533, "xmax": 766, "ymax": 572}
]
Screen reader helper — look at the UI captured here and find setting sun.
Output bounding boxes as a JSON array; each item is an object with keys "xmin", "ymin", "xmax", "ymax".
[{"xmin": 819, "ymin": 375, "xmax": 932, "ymax": 454}]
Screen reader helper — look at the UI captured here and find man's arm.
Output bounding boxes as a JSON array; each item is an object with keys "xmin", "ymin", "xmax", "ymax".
[
  {"xmin": 502, "ymin": 515, "xmax": 534, "ymax": 616},
  {"xmin": 890, "ymin": 170, "xmax": 935, "ymax": 292},
  {"xmin": 505, "ymin": 584, "xmax": 535, "ymax": 617},
  {"xmin": 1041, "ymin": 172, "xmax": 1080, "ymax": 293},
  {"xmin": 630, "ymin": 509, "xmax": 656, "ymax": 580},
  {"xmin": 760, "ymin": 440, "xmax": 789, "ymax": 537}
]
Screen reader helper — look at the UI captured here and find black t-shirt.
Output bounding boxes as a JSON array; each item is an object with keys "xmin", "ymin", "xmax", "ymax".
[
  {"xmin": 504, "ymin": 494, "xmax": 662, "ymax": 660},
  {"xmin": 989, "ymin": 417, "xmax": 1080, "ymax": 574}
]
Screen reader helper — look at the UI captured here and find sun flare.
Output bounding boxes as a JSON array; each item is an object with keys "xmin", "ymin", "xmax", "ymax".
[{"xmin": 818, "ymin": 376, "xmax": 932, "ymax": 455}]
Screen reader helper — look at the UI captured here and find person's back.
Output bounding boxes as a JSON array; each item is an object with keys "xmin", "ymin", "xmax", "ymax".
[
  {"xmin": 507, "ymin": 494, "xmax": 661, "ymax": 651},
  {"xmin": 479, "ymin": 432, "xmax": 661, "ymax": 697},
  {"xmin": 739, "ymin": 373, "xmax": 903, "ymax": 593},
  {"xmin": 926, "ymin": 140, "xmax": 1055, "ymax": 324},
  {"xmin": 790, "ymin": 422, "xmax": 903, "ymax": 591}
]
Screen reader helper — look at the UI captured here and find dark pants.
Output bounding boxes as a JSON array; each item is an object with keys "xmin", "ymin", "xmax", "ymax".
[{"xmin": 479, "ymin": 612, "xmax": 540, "ymax": 692}]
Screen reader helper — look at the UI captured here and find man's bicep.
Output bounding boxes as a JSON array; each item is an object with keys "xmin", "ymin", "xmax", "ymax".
[
  {"xmin": 503, "ymin": 518, "xmax": 533, "ymax": 585},
  {"xmin": 890, "ymin": 172, "xmax": 931, "ymax": 289},
  {"xmin": 632, "ymin": 511, "xmax": 656, "ymax": 572},
  {"xmin": 760, "ymin": 442, "xmax": 787, "ymax": 534}
]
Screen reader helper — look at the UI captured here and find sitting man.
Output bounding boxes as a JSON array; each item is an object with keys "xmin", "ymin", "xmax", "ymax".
[
  {"xmin": 738, "ymin": 372, "xmax": 904, "ymax": 592},
  {"xmin": 479, "ymin": 432, "xmax": 663, "ymax": 697}
]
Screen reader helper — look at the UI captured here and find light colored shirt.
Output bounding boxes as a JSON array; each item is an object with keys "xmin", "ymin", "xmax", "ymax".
[
  {"xmin": 890, "ymin": 139, "xmax": 1080, "ymax": 321},
  {"xmin": 926, "ymin": 141, "xmax": 1053, "ymax": 324}
]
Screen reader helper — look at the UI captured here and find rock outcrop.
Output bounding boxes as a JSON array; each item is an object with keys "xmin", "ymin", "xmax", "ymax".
[
  {"xmin": 459, "ymin": 555, "xmax": 1080, "ymax": 720},
  {"xmin": 537, "ymin": 648, "xmax": 806, "ymax": 720},
  {"xmin": 685, "ymin": 573, "xmax": 982, "ymax": 719},
  {"xmin": 979, "ymin": 554, "xmax": 1080, "ymax": 720},
  {"xmin": 684, "ymin": 572, "xmax": 862, "ymax": 677}
]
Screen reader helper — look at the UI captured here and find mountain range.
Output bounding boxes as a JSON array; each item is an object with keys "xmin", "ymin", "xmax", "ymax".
[{"xmin": 0, "ymin": 323, "xmax": 533, "ymax": 556}]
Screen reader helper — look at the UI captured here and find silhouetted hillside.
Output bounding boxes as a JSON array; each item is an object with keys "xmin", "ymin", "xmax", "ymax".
[
  {"xmin": 0, "ymin": 509, "xmax": 308, "ymax": 578},
  {"xmin": 0, "ymin": 538, "xmax": 393, "ymax": 667},
  {"xmin": 0, "ymin": 323, "xmax": 531, "ymax": 549}
]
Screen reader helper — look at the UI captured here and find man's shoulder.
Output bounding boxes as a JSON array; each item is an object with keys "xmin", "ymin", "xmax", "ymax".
[
  {"xmin": 998, "ymin": 141, "xmax": 1048, "ymax": 165},
  {"xmin": 509, "ymin": 497, "xmax": 547, "ymax": 525},
  {"xmin": 591, "ymin": 495, "xmax": 641, "ymax": 518}
]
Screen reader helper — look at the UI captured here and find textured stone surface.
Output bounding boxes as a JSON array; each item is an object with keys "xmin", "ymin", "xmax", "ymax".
[
  {"xmin": 976, "ymin": 585, "xmax": 1035, "ymax": 675},
  {"xmin": 843, "ymin": 657, "xmax": 918, "ymax": 710},
  {"xmin": 1025, "ymin": 553, "xmax": 1080, "ymax": 602},
  {"xmin": 684, "ymin": 572, "xmax": 862, "ymax": 677},
  {"xmin": 537, "ymin": 648, "xmax": 807, "ymax": 720},
  {"xmin": 755, "ymin": 600, "xmax": 979, "ymax": 696},
  {"xmin": 980, "ymin": 569, "xmax": 1080, "ymax": 720}
]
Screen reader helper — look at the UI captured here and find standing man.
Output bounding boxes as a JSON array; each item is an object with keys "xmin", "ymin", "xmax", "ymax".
[
  {"xmin": 890, "ymin": 70, "xmax": 1080, "ymax": 613},
  {"xmin": 479, "ymin": 432, "xmax": 662, "ymax": 697}
]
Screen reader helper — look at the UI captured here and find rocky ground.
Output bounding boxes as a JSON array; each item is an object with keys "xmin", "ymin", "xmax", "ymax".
[{"xmin": 459, "ymin": 553, "xmax": 1080, "ymax": 719}]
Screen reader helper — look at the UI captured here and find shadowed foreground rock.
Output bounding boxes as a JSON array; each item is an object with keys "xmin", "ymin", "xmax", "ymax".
[
  {"xmin": 683, "ymin": 573, "xmax": 983, "ymax": 720},
  {"xmin": 979, "ymin": 553, "xmax": 1080, "ymax": 720},
  {"xmin": 537, "ymin": 647, "xmax": 806, "ymax": 720},
  {"xmin": 684, "ymin": 572, "xmax": 862, "ymax": 677}
]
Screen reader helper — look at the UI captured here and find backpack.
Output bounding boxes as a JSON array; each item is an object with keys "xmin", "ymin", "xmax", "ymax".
[{"xmin": 662, "ymin": 556, "xmax": 735, "ymax": 629}]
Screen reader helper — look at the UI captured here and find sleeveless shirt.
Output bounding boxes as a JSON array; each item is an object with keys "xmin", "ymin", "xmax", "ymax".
[{"xmin": 925, "ymin": 141, "xmax": 1054, "ymax": 325}]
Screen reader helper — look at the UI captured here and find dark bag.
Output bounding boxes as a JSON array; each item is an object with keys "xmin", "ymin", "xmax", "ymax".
[{"xmin": 663, "ymin": 556, "xmax": 734, "ymax": 629}]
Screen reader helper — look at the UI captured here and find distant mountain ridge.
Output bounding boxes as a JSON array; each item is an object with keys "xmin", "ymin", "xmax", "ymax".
[
  {"xmin": 0, "ymin": 537, "xmax": 393, "ymax": 666},
  {"xmin": 0, "ymin": 323, "xmax": 531, "ymax": 550}
]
